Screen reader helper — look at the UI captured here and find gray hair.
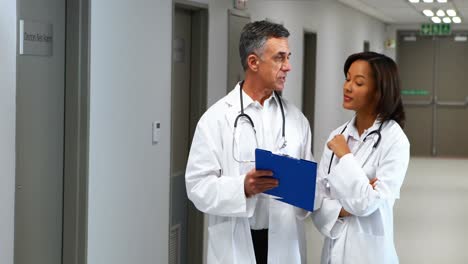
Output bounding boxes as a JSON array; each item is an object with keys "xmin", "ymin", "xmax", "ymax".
[{"xmin": 239, "ymin": 20, "xmax": 290, "ymax": 71}]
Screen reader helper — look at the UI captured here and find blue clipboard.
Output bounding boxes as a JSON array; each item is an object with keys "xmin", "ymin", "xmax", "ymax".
[{"xmin": 255, "ymin": 148, "xmax": 317, "ymax": 212}]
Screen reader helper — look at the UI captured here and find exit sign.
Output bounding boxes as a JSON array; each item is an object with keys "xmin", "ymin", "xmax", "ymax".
[{"xmin": 421, "ymin": 23, "xmax": 451, "ymax": 35}]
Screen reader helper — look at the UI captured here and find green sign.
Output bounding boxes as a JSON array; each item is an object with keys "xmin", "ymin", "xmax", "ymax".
[
  {"xmin": 401, "ymin": 89, "xmax": 430, "ymax": 96},
  {"xmin": 420, "ymin": 23, "xmax": 451, "ymax": 36}
]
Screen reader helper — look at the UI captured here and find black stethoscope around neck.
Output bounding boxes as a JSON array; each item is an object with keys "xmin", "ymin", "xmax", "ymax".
[
  {"xmin": 327, "ymin": 119, "xmax": 384, "ymax": 174},
  {"xmin": 232, "ymin": 81, "xmax": 287, "ymax": 163}
]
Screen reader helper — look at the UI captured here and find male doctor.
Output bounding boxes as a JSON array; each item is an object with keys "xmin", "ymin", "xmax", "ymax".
[{"xmin": 185, "ymin": 20, "xmax": 313, "ymax": 264}]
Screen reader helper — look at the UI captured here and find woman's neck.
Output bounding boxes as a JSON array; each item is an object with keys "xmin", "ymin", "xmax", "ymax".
[{"xmin": 355, "ymin": 112, "xmax": 377, "ymax": 136}]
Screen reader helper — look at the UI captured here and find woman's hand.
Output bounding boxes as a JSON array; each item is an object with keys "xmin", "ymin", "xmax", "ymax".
[
  {"xmin": 339, "ymin": 207, "xmax": 351, "ymax": 217},
  {"xmin": 327, "ymin": 135, "xmax": 351, "ymax": 158},
  {"xmin": 370, "ymin": 177, "xmax": 378, "ymax": 189}
]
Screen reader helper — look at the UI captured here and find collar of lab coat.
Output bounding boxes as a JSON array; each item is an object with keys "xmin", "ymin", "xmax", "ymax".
[
  {"xmin": 224, "ymin": 82, "xmax": 286, "ymax": 132},
  {"xmin": 225, "ymin": 82, "xmax": 282, "ymax": 111},
  {"xmin": 345, "ymin": 115, "xmax": 383, "ymax": 142}
]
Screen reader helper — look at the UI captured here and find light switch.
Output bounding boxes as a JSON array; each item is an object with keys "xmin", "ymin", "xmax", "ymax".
[{"xmin": 153, "ymin": 121, "xmax": 161, "ymax": 145}]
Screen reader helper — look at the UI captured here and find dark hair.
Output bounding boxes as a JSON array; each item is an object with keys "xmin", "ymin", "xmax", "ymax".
[
  {"xmin": 344, "ymin": 51, "xmax": 406, "ymax": 128},
  {"xmin": 239, "ymin": 20, "xmax": 290, "ymax": 71}
]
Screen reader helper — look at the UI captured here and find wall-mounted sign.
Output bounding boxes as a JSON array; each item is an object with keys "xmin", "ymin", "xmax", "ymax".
[
  {"xmin": 401, "ymin": 89, "xmax": 430, "ymax": 96},
  {"xmin": 19, "ymin": 20, "xmax": 53, "ymax": 56},
  {"xmin": 173, "ymin": 37, "xmax": 185, "ymax": 63},
  {"xmin": 420, "ymin": 23, "xmax": 451, "ymax": 36}
]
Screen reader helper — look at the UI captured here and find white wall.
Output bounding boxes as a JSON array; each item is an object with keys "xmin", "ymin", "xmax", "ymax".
[
  {"xmin": 0, "ymin": 2, "xmax": 16, "ymax": 264},
  {"xmin": 87, "ymin": 0, "xmax": 171, "ymax": 263}
]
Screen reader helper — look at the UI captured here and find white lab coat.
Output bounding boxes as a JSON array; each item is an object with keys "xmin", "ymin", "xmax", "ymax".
[
  {"xmin": 185, "ymin": 83, "xmax": 313, "ymax": 264},
  {"xmin": 312, "ymin": 117, "xmax": 410, "ymax": 264}
]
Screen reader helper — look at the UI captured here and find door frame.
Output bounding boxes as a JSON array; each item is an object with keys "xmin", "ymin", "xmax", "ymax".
[
  {"xmin": 62, "ymin": 0, "xmax": 90, "ymax": 263},
  {"xmin": 227, "ymin": 9, "xmax": 250, "ymax": 94},
  {"xmin": 171, "ymin": 2, "xmax": 208, "ymax": 264},
  {"xmin": 302, "ymin": 29, "xmax": 317, "ymax": 155}
]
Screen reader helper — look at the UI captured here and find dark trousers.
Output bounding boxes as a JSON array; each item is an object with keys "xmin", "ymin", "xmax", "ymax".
[{"xmin": 251, "ymin": 229, "xmax": 268, "ymax": 264}]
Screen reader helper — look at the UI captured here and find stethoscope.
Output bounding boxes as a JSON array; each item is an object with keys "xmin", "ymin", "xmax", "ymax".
[
  {"xmin": 327, "ymin": 119, "xmax": 384, "ymax": 174},
  {"xmin": 232, "ymin": 81, "xmax": 287, "ymax": 163}
]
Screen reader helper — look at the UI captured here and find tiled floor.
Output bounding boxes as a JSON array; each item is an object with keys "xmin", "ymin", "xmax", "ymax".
[{"xmin": 306, "ymin": 157, "xmax": 468, "ymax": 264}]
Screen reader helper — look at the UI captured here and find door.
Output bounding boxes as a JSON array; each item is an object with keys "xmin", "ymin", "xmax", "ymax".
[
  {"xmin": 15, "ymin": 0, "xmax": 66, "ymax": 263},
  {"xmin": 227, "ymin": 10, "xmax": 250, "ymax": 93},
  {"xmin": 171, "ymin": 8, "xmax": 192, "ymax": 264},
  {"xmin": 170, "ymin": 5, "xmax": 208, "ymax": 264},
  {"xmin": 435, "ymin": 35, "xmax": 468, "ymax": 156},
  {"xmin": 302, "ymin": 32, "xmax": 317, "ymax": 154},
  {"xmin": 398, "ymin": 33, "xmax": 435, "ymax": 156},
  {"xmin": 398, "ymin": 31, "xmax": 468, "ymax": 157}
]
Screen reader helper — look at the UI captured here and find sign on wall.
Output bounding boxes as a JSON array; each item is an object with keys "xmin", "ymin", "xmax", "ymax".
[
  {"xmin": 19, "ymin": 20, "xmax": 53, "ymax": 56},
  {"xmin": 420, "ymin": 23, "xmax": 451, "ymax": 36},
  {"xmin": 401, "ymin": 89, "xmax": 430, "ymax": 96}
]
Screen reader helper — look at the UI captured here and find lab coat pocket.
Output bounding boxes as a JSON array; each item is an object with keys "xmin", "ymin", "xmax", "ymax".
[
  {"xmin": 345, "ymin": 231, "xmax": 388, "ymax": 264},
  {"xmin": 207, "ymin": 221, "xmax": 234, "ymax": 264}
]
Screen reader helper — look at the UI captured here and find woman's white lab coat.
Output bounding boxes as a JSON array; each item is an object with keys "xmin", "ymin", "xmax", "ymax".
[
  {"xmin": 185, "ymin": 84, "xmax": 313, "ymax": 264},
  {"xmin": 312, "ymin": 117, "xmax": 410, "ymax": 264}
]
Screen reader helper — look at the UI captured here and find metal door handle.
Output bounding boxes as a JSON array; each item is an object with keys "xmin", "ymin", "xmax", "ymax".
[
  {"xmin": 403, "ymin": 96, "xmax": 434, "ymax": 106},
  {"xmin": 436, "ymin": 96, "xmax": 468, "ymax": 107}
]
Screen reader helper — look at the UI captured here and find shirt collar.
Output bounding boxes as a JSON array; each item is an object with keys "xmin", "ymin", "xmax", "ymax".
[
  {"xmin": 347, "ymin": 115, "xmax": 383, "ymax": 141},
  {"xmin": 227, "ymin": 81, "xmax": 278, "ymax": 111},
  {"xmin": 244, "ymin": 89, "xmax": 279, "ymax": 110}
]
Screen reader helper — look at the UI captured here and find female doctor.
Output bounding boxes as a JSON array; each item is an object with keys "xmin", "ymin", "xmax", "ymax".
[{"xmin": 311, "ymin": 51, "xmax": 410, "ymax": 264}]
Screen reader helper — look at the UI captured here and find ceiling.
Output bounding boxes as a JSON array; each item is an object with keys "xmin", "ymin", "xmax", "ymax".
[{"xmin": 339, "ymin": 0, "xmax": 468, "ymax": 24}]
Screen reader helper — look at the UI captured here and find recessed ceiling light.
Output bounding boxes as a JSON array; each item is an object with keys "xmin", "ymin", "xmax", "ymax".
[
  {"xmin": 432, "ymin": 17, "xmax": 442, "ymax": 23},
  {"xmin": 436, "ymin": 9, "xmax": 446, "ymax": 17},
  {"xmin": 423, "ymin": 0, "xmax": 433, "ymax": 3},
  {"xmin": 452, "ymin": 17, "xmax": 462, "ymax": 23},
  {"xmin": 409, "ymin": 0, "xmax": 420, "ymax": 3},
  {"xmin": 443, "ymin": 17, "xmax": 452, "ymax": 23},
  {"xmin": 437, "ymin": 0, "xmax": 447, "ymax": 3},
  {"xmin": 447, "ymin": 9, "xmax": 456, "ymax": 17},
  {"xmin": 423, "ymin": 9, "xmax": 434, "ymax": 16}
]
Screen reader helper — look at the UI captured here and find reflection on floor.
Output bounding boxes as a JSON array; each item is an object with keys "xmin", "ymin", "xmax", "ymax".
[{"xmin": 306, "ymin": 157, "xmax": 468, "ymax": 264}]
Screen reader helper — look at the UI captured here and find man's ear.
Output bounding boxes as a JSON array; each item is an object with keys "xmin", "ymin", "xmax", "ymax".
[{"xmin": 247, "ymin": 54, "xmax": 259, "ymax": 72}]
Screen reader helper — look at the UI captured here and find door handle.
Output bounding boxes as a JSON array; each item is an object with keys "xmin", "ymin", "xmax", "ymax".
[
  {"xmin": 403, "ymin": 96, "xmax": 434, "ymax": 106},
  {"xmin": 435, "ymin": 96, "xmax": 468, "ymax": 107}
]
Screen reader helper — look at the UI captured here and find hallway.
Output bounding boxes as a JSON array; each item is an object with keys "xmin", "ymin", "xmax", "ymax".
[
  {"xmin": 2, "ymin": 0, "xmax": 468, "ymax": 263},
  {"xmin": 395, "ymin": 157, "xmax": 468, "ymax": 264}
]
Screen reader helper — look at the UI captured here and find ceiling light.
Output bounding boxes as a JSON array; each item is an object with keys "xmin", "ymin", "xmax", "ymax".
[
  {"xmin": 437, "ymin": 0, "xmax": 447, "ymax": 3},
  {"xmin": 443, "ymin": 17, "xmax": 452, "ymax": 23},
  {"xmin": 423, "ymin": 9, "xmax": 434, "ymax": 16},
  {"xmin": 436, "ymin": 9, "xmax": 446, "ymax": 17},
  {"xmin": 409, "ymin": 0, "xmax": 420, "ymax": 3},
  {"xmin": 423, "ymin": 0, "xmax": 433, "ymax": 3},
  {"xmin": 432, "ymin": 17, "xmax": 442, "ymax": 23},
  {"xmin": 447, "ymin": 9, "xmax": 456, "ymax": 17},
  {"xmin": 452, "ymin": 17, "xmax": 462, "ymax": 23}
]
